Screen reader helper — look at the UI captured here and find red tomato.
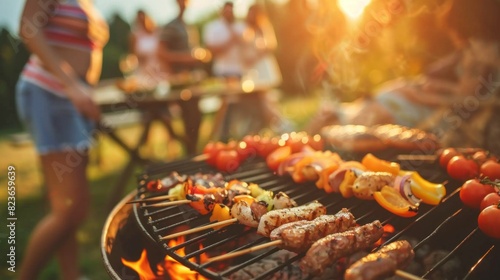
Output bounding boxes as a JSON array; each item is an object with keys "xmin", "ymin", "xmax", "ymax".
[
  {"xmin": 459, "ymin": 179, "xmax": 496, "ymax": 209},
  {"xmin": 308, "ymin": 134, "xmax": 325, "ymax": 151},
  {"xmin": 478, "ymin": 204, "xmax": 500, "ymax": 239},
  {"xmin": 480, "ymin": 192, "xmax": 500, "ymax": 211},
  {"xmin": 215, "ymin": 150, "xmax": 240, "ymax": 173},
  {"xmin": 480, "ymin": 160, "xmax": 500, "ymax": 181},
  {"xmin": 472, "ymin": 150, "xmax": 489, "ymax": 165},
  {"xmin": 233, "ymin": 141, "xmax": 252, "ymax": 161},
  {"xmin": 266, "ymin": 146, "xmax": 292, "ymax": 171},
  {"xmin": 257, "ymin": 136, "xmax": 281, "ymax": 158},
  {"xmin": 203, "ymin": 141, "xmax": 225, "ymax": 166},
  {"xmin": 447, "ymin": 155, "xmax": 479, "ymax": 181},
  {"xmin": 225, "ymin": 140, "xmax": 238, "ymax": 150},
  {"xmin": 439, "ymin": 148, "xmax": 460, "ymax": 169}
]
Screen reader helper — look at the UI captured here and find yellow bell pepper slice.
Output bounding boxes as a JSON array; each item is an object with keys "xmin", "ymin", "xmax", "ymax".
[
  {"xmin": 209, "ymin": 204, "xmax": 232, "ymax": 230},
  {"xmin": 339, "ymin": 169, "xmax": 357, "ymax": 198},
  {"xmin": 361, "ymin": 153, "xmax": 400, "ymax": 175},
  {"xmin": 233, "ymin": 195, "xmax": 255, "ymax": 205},
  {"xmin": 373, "ymin": 186, "xmax": 419, "ymax": 218},
  {"xmin": 400, "ymin": 170, "xmax": 446, "ymax": 205}
]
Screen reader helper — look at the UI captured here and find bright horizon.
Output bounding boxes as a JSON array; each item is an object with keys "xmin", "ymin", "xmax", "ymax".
[{"xmin": 0, "ymin": 0, "xmax": 267, "ymax": 35}]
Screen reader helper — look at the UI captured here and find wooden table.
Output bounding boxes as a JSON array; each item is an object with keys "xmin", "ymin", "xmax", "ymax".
[{"xmin": 94, "ymin": 78, "xmax": 268, "ymax": 209}]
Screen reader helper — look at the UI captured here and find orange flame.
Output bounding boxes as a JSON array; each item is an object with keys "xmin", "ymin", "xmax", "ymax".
[
  {"xmin": 375, "ymin": 223, "xmax": 396, "ymax": 247},
  {"xmin": 164, "ymin": 236, "xmax": 208, "ymax": 280},
  {"xmin": 121, "ymin": 235, "xmax": 209, "ymax": 279},
  {"xmin": 122, "ymin": 249, "xmax": 162, "ymax": 280}
]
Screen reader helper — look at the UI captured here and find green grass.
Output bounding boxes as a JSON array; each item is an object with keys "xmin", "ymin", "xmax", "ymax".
[{"xmin": 0, "ymin": 92, "xmax": 319, "ymax": 280}]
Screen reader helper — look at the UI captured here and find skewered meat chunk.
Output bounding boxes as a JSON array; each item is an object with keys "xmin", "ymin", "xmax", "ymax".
[
  {"xmin": 273, "ymin": 191, "xmax": 298, "ymax": 209},
  {"xmin": 300, "ymin": 220, "xmax": 384, "ymax": 275},
  {"xmin": 257, "ymin": 201, "xmax": 327, "ymax": 236},
  {"xmin": 344, "ymin": 240, "xmax": 415, "ymax": 280},
  {"xmin": 269, "ymin": 208, "xmax": 356, "ymax": 252},
  {"xmin": 352, "ymin": 172, "xmax": 394, "ymax": 200},
  {"xmin": 231, "ymin": 200, "xmax": 261, "ymax": 227}
]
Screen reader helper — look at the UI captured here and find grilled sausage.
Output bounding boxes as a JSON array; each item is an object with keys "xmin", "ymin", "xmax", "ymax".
[
  {"xmin": 344, "ymin": 240, "xmax": 415, "ymax": 280},
  {"xmin": 269, "ymin": 208, "xmax": 356, "ymax": 252},
  {"xmin": 257, "ymin": 201, "xmax": 327, "ymax": 236},
  {"xmin": 300, "ymin": 220, "xmax": 384, "ymax": 275},
  {"xmin": 352, "ymin": 172, "xmax": 394, "ymax": 200}
]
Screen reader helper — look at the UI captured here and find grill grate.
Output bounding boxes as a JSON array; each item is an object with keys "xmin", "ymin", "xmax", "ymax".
[{"xmin": 131, "ymin": 154, "xmax": 499, "ymax": 280}]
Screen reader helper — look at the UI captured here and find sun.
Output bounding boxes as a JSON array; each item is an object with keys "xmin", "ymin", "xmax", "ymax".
[{"xmin": 338, "ymin": 0, "xmax": 371, "ymax": 19}]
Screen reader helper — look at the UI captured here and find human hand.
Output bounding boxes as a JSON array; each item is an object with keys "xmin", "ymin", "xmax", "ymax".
[{"xmin": 67, "ymin": 82, "xmax": 102, "ymax": 122}]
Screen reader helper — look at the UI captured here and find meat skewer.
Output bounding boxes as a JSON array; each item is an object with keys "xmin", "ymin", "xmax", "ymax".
[
  {"xmin": 344, "ymin": 240, "xmax": 418, "ymax": 280},
  {"xmin": 257, "ymin": 200, "xmax": 327, "ymax": 236},
  {"xmin": 204, "ymin": 208, "xmax": 356, "ymax": 264},
  {"xmin": 160, "ymin": 200, "xmax": 325, "ymax": 240},
  {"xmin": 300, "ymin": 220, "xmax": 384, "ymax": 275},
  {"xmin": 127, "ymin": 194, "xmax": 177, "ymax": 204}
]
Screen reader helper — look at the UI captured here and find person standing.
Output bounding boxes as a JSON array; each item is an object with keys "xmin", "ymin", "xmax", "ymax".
[
  {"xmin": 241, "ymin": 4, "xmax": 290, "ymax": 134},
  {"xmin": 203, "ymin": 1, "xmax": 246, "ymax": 79},
  {"xmin": 15, "ymin": 0, "xmax": 108, "ymax": 279},
  {"xmin": 203, "ymin": 2, "xmax": 252, "ymax": 141},
  {"xmin": 158, "ymin": 0, "xmax": 203, "ymax": 155},
  {"xmin": 129, "ymin": 10, "xmax": 162, "ymax": 85}
]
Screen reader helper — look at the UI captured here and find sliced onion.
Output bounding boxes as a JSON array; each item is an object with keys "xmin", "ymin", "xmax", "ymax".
[
  {"xmin": 276, "ymin": 152, "xmax": 312, "ymax": 176},
  {"xmin": 328, "ymin": 167, "xmax": 365, "ymax": 193},
  {"xmin": 328, "ymin": 168, "xmax": 348, "ymax": 193},
  {"xmin": 393, "ymin": 174, "xmax": 421, "ymax": 206}
]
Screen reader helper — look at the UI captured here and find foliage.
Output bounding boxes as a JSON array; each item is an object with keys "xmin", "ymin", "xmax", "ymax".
[{"xmin": 0, "ymin": 29, "xmax": 29, "ymax": 130}]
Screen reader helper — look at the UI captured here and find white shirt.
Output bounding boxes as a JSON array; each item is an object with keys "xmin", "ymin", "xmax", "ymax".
[{"xmin": 203, "ymin": 18, "xmax": 246, "ymax": 77}]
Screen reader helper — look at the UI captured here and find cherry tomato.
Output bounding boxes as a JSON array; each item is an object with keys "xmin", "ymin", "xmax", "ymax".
[
  {"xmin": 146, "ymin": 179, "xmax": 163, "ymax": 192},
  {"xmin": 256, "ymin": 136, "xmax": 281, "ymax": 158},
  {"xmin": 215, "ymin": 150, "xmax": 240, "ymax": 173},
  {"xmin": 480, "ymin": 160, "xmax": 500, "ymax": 181},
  {"xmin": 439, "ymin": 148, "xmax": 460, "ymax": 169},
  {"xmin": 480, "ymin": 192, "xmax": 500, "ymax": 211},
  {"xmin": 472, "ymin": 150, "xmax": 489, "ymax": 165},
  {"xmin": 308, "ymin": 134, "xmax": 325, "ymax": 151},
  {"xmin": 478, "ymin": 204, "xmax": 500, "ymax": 239},
  {"xmin": 459, "ymin": 179, "xmax": 496, "ymax": 209},
  {"xmin": 203, "ymin": 141, "xmax": 225, "ymax": 166},
  {"xmin": 233, "ymin": 141, "xmax": 252, "ymax": 161},
  {"xmin": 266, "ymin": 146, "xmax": 292, "ymax": 172},
  {"xmin": 447, "ymin": 155, "xmax": 479, "ymax": 181}
]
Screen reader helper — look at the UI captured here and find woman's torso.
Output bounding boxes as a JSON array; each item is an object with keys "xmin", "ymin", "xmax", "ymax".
[{"xmin": 24, "ymin": 0, "xmax": 109, "ymax": 87}]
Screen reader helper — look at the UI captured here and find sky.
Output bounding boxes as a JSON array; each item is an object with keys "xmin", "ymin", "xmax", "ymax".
[{"xmin": 0, "ymin": 0, "xmax": 261, "ymax": 34}]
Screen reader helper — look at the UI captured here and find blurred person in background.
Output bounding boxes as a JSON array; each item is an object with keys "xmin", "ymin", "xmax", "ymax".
[
  {"xmin": 158, "ymin": 0, "xmax": 204, "ymax": 155},
  {"xmin": 15, "ymin": 0, "xmax": 108, "ymax": 279},
  {"xmin": 306, "ymin": 0, "xmax": 500, "ymax": 148},
  {"xmin": 203, "ymin": 1, "xmax": 245, "ymax": 79},
  {"xmin": 203, "ymin": 1, "xmax": 247, "ymax": 141},
  {"xmin": 129, "ymin": 9, "xmax": 162, "ymax": 84},
  {"xmin": 241, "ymin": 4, "xmax": 292, "ymax": 134}
]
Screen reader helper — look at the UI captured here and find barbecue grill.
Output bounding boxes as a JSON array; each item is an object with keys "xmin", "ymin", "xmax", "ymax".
[{"xmin": 102, "ymin": 151, "xmax": 500, "ymax": 280}]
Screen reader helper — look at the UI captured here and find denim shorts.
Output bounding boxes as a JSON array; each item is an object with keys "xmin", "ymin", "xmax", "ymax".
[{"xmin": 16, "ymin": 79, "xmax": 96, "ymax": 155}]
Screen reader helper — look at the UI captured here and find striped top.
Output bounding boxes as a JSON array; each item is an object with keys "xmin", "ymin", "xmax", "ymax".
[
  {"xmin": 20, "ymin": 0, "xmax": 108, "ymax": 97},
  {"xmin": 44, "ymin": 0, "xmax": 107, "ymax": 51}
]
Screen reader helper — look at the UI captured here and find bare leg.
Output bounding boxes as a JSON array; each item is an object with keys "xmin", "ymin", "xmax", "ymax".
[{"xmin": 19, "ymin": 151, "xmax": 90, "ymax": 280}]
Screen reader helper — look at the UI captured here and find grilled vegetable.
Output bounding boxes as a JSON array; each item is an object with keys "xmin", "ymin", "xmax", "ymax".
[
  {"xmin": 209, "ymin": 204, "xmax": 232, "ymax": 229},
  {"xmin": 361, "ymin": 153, "xmax": 400, "ymax": 175},
  {"xmin": 402, "ymin": 170, "xmax": 446, "ymax": 205},
  {"xmin": 373, "ymin": 186, "xmax": 419, "ymax": 218}
]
